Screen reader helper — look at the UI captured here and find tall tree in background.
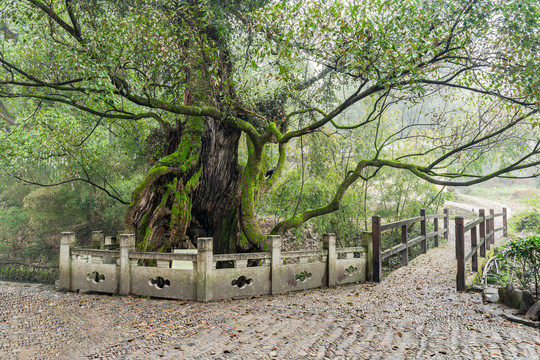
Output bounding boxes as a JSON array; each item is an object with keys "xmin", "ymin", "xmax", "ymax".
[{"xmin": 0, "ymin": 0, "xmax": 539, "ymax": 253}]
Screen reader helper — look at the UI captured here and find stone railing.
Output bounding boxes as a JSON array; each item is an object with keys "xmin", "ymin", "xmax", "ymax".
[{"xmin": 59, "ymin": 233, "xmax": 369, "ymax": 302}]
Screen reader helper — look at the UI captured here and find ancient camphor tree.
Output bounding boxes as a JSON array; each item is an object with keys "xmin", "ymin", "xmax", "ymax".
[{"xmin": 0, "ymin": 0, "xmax": 539, "ymax": 253}]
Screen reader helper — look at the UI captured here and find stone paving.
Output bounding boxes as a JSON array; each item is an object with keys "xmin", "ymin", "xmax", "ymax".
[
  {"xmin": 1, "ymin": 211, "xmax": 539, "ymax": 359},
  {"xmin": 1, "ymin": 240, "xmax": 539, "ymax": 359}
]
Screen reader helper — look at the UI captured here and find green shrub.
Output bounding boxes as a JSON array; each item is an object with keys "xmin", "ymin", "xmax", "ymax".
[{"xmin": 498, "ymin": 235, "xmax": 540, "ymax": 300}]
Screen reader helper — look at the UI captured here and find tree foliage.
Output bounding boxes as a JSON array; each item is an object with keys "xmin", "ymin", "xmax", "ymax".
[{"xmin": 0, "ymin": 0, "xmax": 539, "ymax": 252}]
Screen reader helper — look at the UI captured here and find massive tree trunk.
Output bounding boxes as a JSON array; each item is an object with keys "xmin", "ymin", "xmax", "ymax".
[{"xmin": 126, "ymin": 117, "xmax": 244, "ymax": 254}]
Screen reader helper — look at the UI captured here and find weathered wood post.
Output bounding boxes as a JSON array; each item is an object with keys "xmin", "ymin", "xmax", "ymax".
[
  {"xmin": 479, "ymin": 209, "xmax": 486, "ymax": 257},
  {"xmin": 420, "ymin": 208, "xmax": 427, "ymax": 253},
  {"xmin": 471, "ymin": 225, "xmax": 478, "ymax": 273},
  {"xmin": 455, "ymin": 217, "xmax": 466, "ymax": 291},
  {"xmin": 444, "ymin": 207, "xmax": 449, "ymax": 241},
  {"xmin": 323, "ymin": 233, "xmax": 336, "ymax": 287},
  {"xmin": 91, "ymin": 231, "xmax": 104, "ymax": 249},
  {"xmin": 503, "ymin": 207, "xmax": 508, "ymax": 237},
  {"xmin": 118, "ymin": 234, "xmax": 135, "ymax": 296},
  {"xmin": 59, "ymin": 232, "xmax": 76, "ymax": 291},
  {"xmin": 434, "ymin": 217, "xmax": 439, "ymax": 248},
  {"xmin": 196, "ymin": 237, "xmax": 213, "ymax": 302},
  {"xmin": 489, "ymin": 209, "xmax": 495, "ymax": 246},
  {"xmin": 401, "ymin": 224, "xmax": 408, "ymax": 266},
  {"xmin": 372, "ymin": 215, "xmax": 382, "ymax": 283},
  {"xmin": 269, "ymin": 235, "xmax": 281, "ymax": 294}
]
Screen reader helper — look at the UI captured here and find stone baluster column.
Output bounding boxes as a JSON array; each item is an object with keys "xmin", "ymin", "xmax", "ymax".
[
  {"xmin": 59, "ymin": 232, "xmax": 76, "ymax": 291},
  {"xmin": 91, "ymin": 231, "xmax": 104, "ymax": 249},
  {"xmin": 118, "ymin": 234, "xmax": 135, "ymax": 296},
  {"xmin": 323, "ymin": 233, "xmax": 336, "ymax": 287},
  {"xmin": 196, "ymin": 237, "xmax": 213, "ymax": 302},
  {"xmin": 269, "ymin": 235, "xmax": 281, "ymax": 295}
]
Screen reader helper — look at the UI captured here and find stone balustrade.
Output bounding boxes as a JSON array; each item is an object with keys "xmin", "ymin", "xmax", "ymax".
[{"xmin": 59, "ymin": 232, "xmax": 369, "ymax": 302}]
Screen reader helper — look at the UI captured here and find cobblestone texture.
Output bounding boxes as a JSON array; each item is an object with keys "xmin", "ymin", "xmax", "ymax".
[{"xmin": 1, "ymin": 218, "xmax": 539, "ymax": 359}]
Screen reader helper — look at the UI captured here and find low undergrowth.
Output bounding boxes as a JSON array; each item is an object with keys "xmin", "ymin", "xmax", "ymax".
[{"xmin": 0, "ymin": 266, "xmax": 58, "ymax": 284}]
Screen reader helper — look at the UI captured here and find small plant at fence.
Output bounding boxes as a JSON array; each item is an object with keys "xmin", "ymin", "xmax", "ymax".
[{"xmin": 497, "ymin": 235, "xmax": 540, "ymax": 300}]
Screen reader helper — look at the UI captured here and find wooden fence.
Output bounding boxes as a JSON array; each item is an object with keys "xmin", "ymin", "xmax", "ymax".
[
  {"xmin": 455, "ymin": 208, "xmax": 507, "ymax": 291},
  {"xmin": 371, "ymin": 208, "xmax": 450, "ymax": 282}
]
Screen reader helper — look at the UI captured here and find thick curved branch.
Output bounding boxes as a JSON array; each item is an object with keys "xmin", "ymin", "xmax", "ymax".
[
  {"xmin": 270, "ymin": 160, "xmax": 368, "ymax": 235},
  {"xmin": 13, "ymin": 176, "xmax": 129, "ymax": 204},
  {"xmin": 0, "ymin": 92, "xmax": 169, "ymax": 129},
  {"xmin": 279, "ymin": 84, "xmax": 383, "ymax": 143},
  {"xmin": 27, "ymin": 0, "xmax": 82, "ymax": 41}
]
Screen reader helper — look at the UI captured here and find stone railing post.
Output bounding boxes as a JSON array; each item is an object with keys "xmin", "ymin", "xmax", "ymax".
[
  {"xmin": 91, "ymin": 231, "xmax": 104, "ymax": 249},
  {"xmin": 361, "ymin": 231, "xmax": 373, "ymax": 281},
  {"xmin": 443, "ymin": 207, "xmax": 449, "ymax": 241},
  {"xmin": 372, "ymin": 215, "xmax": 382, "ymax": 282},
  {"xmin": 420, "ymin": 208, "xmax": 427, "ymax": 253},
  {"xmin": 269, "ymin": 235, "xmax": 281, "ymax": 295},
  {"xmin": 59, "ymin": 232, "xmax": 76, "ymax": 291},
  {"xmin": 323, "ymin": 233, "xmax": 336, "ymax": 287},
  {"xmin": 503, "ymin": 207, "xmax": 508, "ymax": 237},
  {"xmin": 118, "ymin": 234, "xmax": 135, "ymax": 296},
  {"xmin": 196, "ymin": 237, "xmax": 213, "ymax": 302},
  {"xmin": 455, "ymin": 217, "xmax": 465, "ymax": 291}
]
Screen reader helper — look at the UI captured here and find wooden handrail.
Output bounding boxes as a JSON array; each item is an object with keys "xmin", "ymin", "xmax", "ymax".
[
  {"xmin": 373, "ymin": 208, "xmax": 449, "ymax": 281},
  {"xmin": 380, "ymin": 216, "xmax": 422, "ymax": 231},
  {"xmin": 463, "ymin": 217, "xmax": 483, "ymax": 233}
]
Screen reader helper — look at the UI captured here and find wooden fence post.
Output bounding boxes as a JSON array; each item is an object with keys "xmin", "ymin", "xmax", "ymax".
[
  {"xmin": 471, "ymin": 226, "xmax": 478, "ymax": 273},
  {"xmin": 444, "ymin": 207, "xmax": 449, "ymax": 242},
  {"xmin": 401, "ymin": 224, "xmax": 408, "ymax": 266},
  {"xmin": 489, "ymin": 209, "xmax": 495, "ymax": 246},
  {"xmin": 480, "ymin": 209, "xmax": 487, "ymax": 253},
  {"xmin": 420, "ymin": 208, "xmax": 427, "ymax": 253},
  {"xmin": 503, "ymin": 207, "xmax": 508, "ymax": 237},
  {"xmin": 434, "ymin": 217, "xmax": 439, "ymax": 248},
  {"xmin": 372, "ymin": 215, "xmax": 382, "ymax": 283},
  {"xmin": 455, "ymin": 216, "xmax": 466, "ymax": 291}
]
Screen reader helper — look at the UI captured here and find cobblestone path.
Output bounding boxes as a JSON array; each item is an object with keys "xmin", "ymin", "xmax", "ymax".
[{"xmin": 1, "ymin": 219, "xmax": 539, "ymax": 359}]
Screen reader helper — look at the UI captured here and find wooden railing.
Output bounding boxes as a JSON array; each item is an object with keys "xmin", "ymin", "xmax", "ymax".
[
  {"xmin": 372, "ymin": 208, "xmax": 449, "ymax": 282},
  {"xmin": 455, "ymin": 208, "xmax": 507, "ymax": 291}
]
